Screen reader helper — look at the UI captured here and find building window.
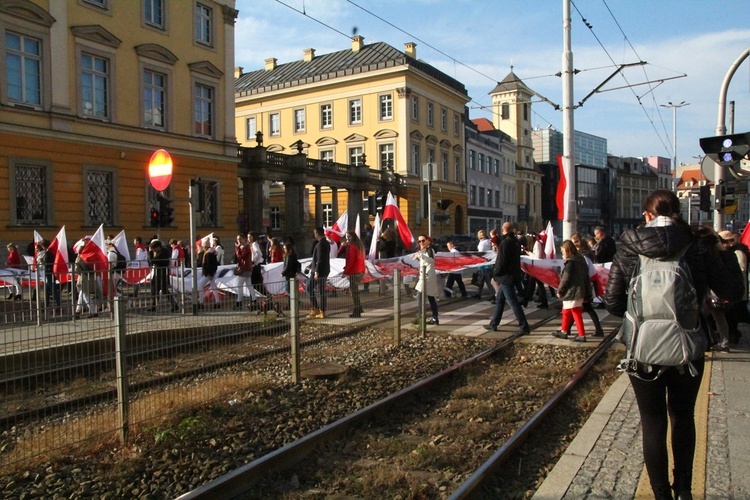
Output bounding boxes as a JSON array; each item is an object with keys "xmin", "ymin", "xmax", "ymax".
[
  {"xmin": 427, "ymin": 102, "xmax": 434, "ymax": 127},
  {"xmin": 86, "ymin": 169, "xmax": 114, "ymax": 226},
  {"xmin": 143, "ymin": 69, "xmax": 166, "ymax": 129},
  {"xmin": 269, "ymin": 112, "xmax": 280, "ymax": 136},
  {"xmin": 454, "ymin": 156, "xmax": 462, "ymax": 184},
  {"xmin": 320, "ymin": 149, "xmax": 334, "ymax": 162},
  {"xmin": 320, "ymin": 103, "xmax": 332, "ymax": 129},
  {"xmin": 349, "ymin": 98, "xmax": 362, "ymax": 125},
  {"xmin": 523, "ymin": 103, "xmax": 529, "ymax": 121},
  {"xmin": 12, "ymin": 163, "xmax": 49, "ymax": 226},
  {"xmin": 495, "ymin": 190, "xmax": 501, "ymax": 209},
  {"xmin": 194, "ymin": 2, "xmax": 213, "ymax": 46},
  {"xmin": 478, "ymin": 188, "xmax": 486, "ymax": 207},
  {"xmin": 453, "ymin": 113, "xmax": 460, "ymax": 136},
  {"xmin": 349, "ymin": 146, "xmax": 364, "ymax": 166},
  {"xmin": 478, "ymin": 153, "xmax": 484, "ymax": 173},
  {"xmin": 82, "ymin": 0, "xmax": 109, "ymax": 10},
  {"xmin": 193, "ymin": 83, "xmax": 213, "ymax": 137},
  {"xmin": 442, "ymin": 152, "xmax": 449, "ymax": 181},
  {"xmin": 294, "ymin": 108, "xmax": 305, "ymax": 133},
  {"xmin": 427, "ymin": 147, "xmax": 435, "ymax": 165},
  {"xmin": 196, "ymin": 179, "xmax": 218, "ymax": 227},
  {"xmin": 246, "ymin": 116, "xmax": 256, "ymax": 140},
  {"xmin": 494, "ymin": 159, "xmax": 500, "ymax": 176},
  {"xmin": 379, "ymin": 143, "xmax": 394, "ymax": 170},
  {"xmin": 144, "ymin": 0, "xmax": 165, "ymax": 28},
  {"xmin": 6, "ymin": 32, "xmax": 42, "ymax": 106},
  {"xmin": 470, "ymin": 185, "xmax": 477, "ymax": 206},
  {"xmin": 501, "ymin": 103, "xmax": 509, "ymax": 120},
  {"xmin": 322, "ymin": 203, "xmax": 333, "ymax": 227},
  {"xmin": 379, "ymin": 94, "xmax": 393, "ymax": 120},
  {"xmin": 411, "ymin": 144, "xmax": 420, "ymax": 175},
  {"xmin": 440, "ymin": 108, "xmax": 447, "ymax": 132},
  {"xmin": 469, "ymin": 150, "xmax": 475, "ymax": 170},
  {"xmin": 270, "ymin": 207, "xmax": 281, "ymax": 230},
  {"xmin": 411, "ymin": 95, "xmax": 419, "ymax": 121},
  {"xmin": 81, "ymin": 52, "xmax": 109, "ymax": 118}
]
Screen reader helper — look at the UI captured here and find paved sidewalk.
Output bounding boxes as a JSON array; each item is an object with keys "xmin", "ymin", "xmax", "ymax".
[{"xmin": 534, "ymin": 326, "xmax": 750, "ymax": 499}]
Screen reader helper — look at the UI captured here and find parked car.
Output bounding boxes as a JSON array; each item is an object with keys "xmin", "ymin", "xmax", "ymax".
[{"xmin": 432, "ymin": 234, "xmax": 478, "ymax": 252}]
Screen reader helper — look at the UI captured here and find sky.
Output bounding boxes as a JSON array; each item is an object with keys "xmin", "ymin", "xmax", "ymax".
[{"xmin": 233, "ymin": 0, "xmax": 750, "ymax": 167}]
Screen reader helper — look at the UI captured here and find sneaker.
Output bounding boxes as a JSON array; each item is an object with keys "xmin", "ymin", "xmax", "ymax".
[
  {"xmin": 551, "ymin": 331, "xmax": 569, "ymax": 339},
  {"xmin": 517, "ymin": 328, "xmax": 530, "ymax": 336},
  {"xmin": 315, "ymin": 311, "xmax": 326, "ymax": 319},
  {"xmin": 427, "ymin": 318, "xmax": 439, "ymax": 325},
  {"xmin": 571, "ymin": 335, "xmax": 587, "ymax": 343},
  {"xmin": 593, "ymin": 330, "xmax": 605, "ymax": 337},
  {"xmin": 712, "ymin": 344, "xmax": 730, "ymax": 352},
  {"xmin": 483, "ymin": 324, "xmax": 497, "ymax": 332}
]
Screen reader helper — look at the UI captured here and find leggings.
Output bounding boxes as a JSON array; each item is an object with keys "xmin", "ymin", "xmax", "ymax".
[
  {"xmin": 561, "ymin": 306, "xmax": 585, "ymax": 336},
  {"xmin": 629, "ymin": 358, "xmax": 704, "ymax": 495}
]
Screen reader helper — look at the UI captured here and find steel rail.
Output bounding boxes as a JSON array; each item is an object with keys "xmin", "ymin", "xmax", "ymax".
[
  {"xmin": 449, "ymin": 327, "xmax": 619, "ymax": 499},
  {"xmin": 176, "ymin": 311, "xmax": 565, "ymax": 500}
]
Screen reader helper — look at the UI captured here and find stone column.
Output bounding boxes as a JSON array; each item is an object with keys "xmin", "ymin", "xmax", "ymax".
[
  {"xmin": 314, "ymin": 186, "xmax": 323, "ymax": 228},
  {"xmin": 347, "ymin": 189, "xmax": 364, "ymax": 234},
  {"xmin": 243, "ymin": 177, "xmax": 264, "ymax": 232},
  {"xmin": 285, "ymin": 181, "xmax": 309, "ymax": 256},
  {"xmin": 331, "ymin": 187, "xmax": 339, "ymax": 223}
]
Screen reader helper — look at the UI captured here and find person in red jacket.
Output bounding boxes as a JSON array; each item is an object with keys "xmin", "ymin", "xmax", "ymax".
[
  {"xmin": 5, "ymin": 242, "xmax": 24, "ymax": 300},
  {"xmin": 342, "ymin": 231, "xmax": 366, "ymax": 318}
]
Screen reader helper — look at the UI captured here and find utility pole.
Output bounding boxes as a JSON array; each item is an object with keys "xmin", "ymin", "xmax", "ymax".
[{"xmin": 561, "ymin": 0, "xmax": 576, "ymax": 240}]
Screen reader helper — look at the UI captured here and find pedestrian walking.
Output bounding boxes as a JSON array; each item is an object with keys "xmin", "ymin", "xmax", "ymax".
[
  {"xmin": 605, "ymin": 189, "xmax": 742, "ymax": 499},
  {"xmin": 341, "ymin": 231, "xmax": 366, "ymax": 317},
  {"xmin": 412, "ymin": 235, "xmax": 439, "ymax": 325},
  {"xmin": 197, "ymin": 241, "xmax": 220, "ymax": 309},
  {"xmin": 233, "ymin": 234, "xmax": 253, "ymax": 310},
  {"xmin": 444, "ymin": 240, "xmax": 467, "ymax": 298},
  {"xmin": 484, "ymin": 222, "xmax": 529, "ymax": 334},
  {"xmin": 552, "ymin": 240, "xmax": 590, "ymax": 342},
  {"xmin": 281, "ymin": 242, "xmax": 300, "ymax": 310},
  {"xmin": 148, "ymin": 239, "xmax": 178, "ymax": 312},
  {"xmin": 5, "ymin": 243, "xmax": 24, "ymax": 300},
  {"xmin": 306, "ymin": 227, "xmax": 330, "ymax": 319}
]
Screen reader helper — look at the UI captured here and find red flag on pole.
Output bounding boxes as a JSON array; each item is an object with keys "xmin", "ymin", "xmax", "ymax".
[
  {"xmin": 740, "ymin": 220, "xmax": 750, "ymax": 249},
  {"xmin": 325, "ymin": 211, "xmax": 348, "ymax": 243},
  {"xmin": 556, "ymin": 155, "xmax": 567, "ymax": 221},
  {"xmin": 78, "ymin": 224, "xmax": 109, "ymax": 296},
  {"xmin": 382, "ymin": 192, "xmax": 414, "ymax": 250},
  {"xmin": 47, "ymin": 226, "xmax": 71, "ymax": 283}
]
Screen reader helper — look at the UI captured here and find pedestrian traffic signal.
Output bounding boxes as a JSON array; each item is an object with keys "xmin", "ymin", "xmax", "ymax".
[
  {"xmin": 699, "ymin": 132, "xmax": 750, "ymax": 168},
  {"xmin": 377, "ymin": 193, "xmax": 387, "ymax": 211},
  {"xmin": 158, "ymin": 195, "xmax": 174, "ymax": 225},
  {"xmin": 699, "ymin": 185, "xmax": 711, "ymax": 212},
  {"xmin": 150, "ymin": 208, "xmax": 160, "ymax": 227}
]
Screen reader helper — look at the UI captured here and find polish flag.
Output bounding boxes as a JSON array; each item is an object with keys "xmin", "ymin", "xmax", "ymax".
[
  {"xmin": 200, "ymin": 232, "xmax": 215, "ymax": 248},
  {"xmin": 556, "ymin": 155, "xmax": 568, "ymax": 221},
  {"xmin": 368, "ymin": 213, "xmax": 382, "ymax": 261},
  {"xmin": 325, "ymin": 211, "xmax": 348, "ymax": 243},
  {"xmin": 381, "ymin": 192, "xmax": 414, "ymax": 250},
  {"xmin": 47, "ymin": 226, "xmax": 71, "ymax": 283},
  {"xmin": 78, "ymin": 224, "xmax": 109, "ymax": 295},
  {"xmin": 354, "ymin": 214, "xmax": 361, "ymax": 239},
  {"xmin": 543, "ymin": 221, "xmax": 556, "ymax": 259},
  {"xmin": 32, "ymin": 230, "xmax": 43, "ymax": 270},
  {"xmin": 112, "ymin": 230, "xmax": 131, "ymax": 261}
]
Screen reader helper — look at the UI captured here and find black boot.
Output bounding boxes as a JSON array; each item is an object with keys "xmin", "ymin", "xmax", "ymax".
[
  {"xmin": 672, "ymin": 470, "xmax": 692, "ymax": 500},
  {"xmin": 653, "ymin": 484, "xmax": 674, "ymax": 500}
]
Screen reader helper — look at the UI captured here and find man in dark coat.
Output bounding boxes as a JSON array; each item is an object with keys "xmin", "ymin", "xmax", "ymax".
[
  {"xmin": 593, "ymin": 226, "xmax": 616, "ymax": 263},
  {"xmin": 306, "ymin": 227, "xmax": 330, "ymax": 319},
  {"xmin": 484, "ymin": 222, "xmax": 529, "ymax": 334}
]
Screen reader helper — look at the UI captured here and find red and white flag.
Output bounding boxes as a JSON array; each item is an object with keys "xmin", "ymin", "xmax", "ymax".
[
  {"xmin": 354, "ymin": 214, "xmax": 361, "ymax": 239},
  {"xmin": 31, "ymin": 230, "xmax": 43, "ymax": 270},
  {"xmin": 556, "ymin": 155, "xmax": 569, "ymax": 221},
  {"xmin": 368, "ymin": 213, "xmax": 382, "ymax": 261},
  {"xmin": 382, "ymin": 192, "xmax": 414, "ymax": 250},
  {"xmin": 112, "ymin": 230, "xmax": 131, "ymax": 261},
  {"xmin": 543, "ymin": 221, "xmax": 556, "ymax": 259},
  {"xmin": 47, "ymin": 226, "xmax": 71, "ymax": 283},
  {"xmin": 200, "ymin": 232, "xmax": 215, "ymax": 248},
  {"xmin": 325, "ymin": 211, "xmax": 348, "ymax": 243},
  {"xmin": 78, "ymin": 224, "xmax": 109, "ymax": 295}
]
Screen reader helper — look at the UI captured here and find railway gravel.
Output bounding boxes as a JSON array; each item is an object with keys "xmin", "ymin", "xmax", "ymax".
[{"xmin": 1, "ymin": 326, "xmax": 620, "ymax": 499}]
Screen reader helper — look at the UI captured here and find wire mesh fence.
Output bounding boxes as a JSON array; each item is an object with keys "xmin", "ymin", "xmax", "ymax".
[{"xmin": 0, "ymin": 262, "xmax": 402, "ymax": 472}]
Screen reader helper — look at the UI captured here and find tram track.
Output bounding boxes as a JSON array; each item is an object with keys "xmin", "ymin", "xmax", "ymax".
[{"xmin": 176, "ymin": 321, "xmax": 620, "ymax": 499}]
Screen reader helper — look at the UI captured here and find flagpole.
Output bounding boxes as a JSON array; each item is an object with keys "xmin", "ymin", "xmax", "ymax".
[{"xmin": 562, "ymin": 0, "xmax": 577, "ymax": 240}]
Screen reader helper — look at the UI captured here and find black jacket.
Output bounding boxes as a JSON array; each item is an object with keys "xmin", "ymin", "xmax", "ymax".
[
  {"xmin": 558, "ymin": 253, "xmax": 590, "ymax": 301},
  {"xmin": 282, "ymin": 254, "xmax": 300, "ymax": 278},
  {"xmin": 593, "ymin": 235, "xmax": 616, "ymax": 263},
  {"xmin": 605, "ymin": 222, "xmax": 743, "ymax": 317},
  {"xmin": 202, "ymin": 251, "xmax": 218, "ymax": 277},
  {"xmin": 310, "ymin": 238, "xmax": 330, "ymax": 276},
  {"xmin": 492, "ymin": 233, "xmax": 521, "ymax": 285}
]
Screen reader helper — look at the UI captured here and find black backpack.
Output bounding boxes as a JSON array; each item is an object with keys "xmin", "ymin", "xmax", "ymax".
[{"xmin": 112, "ymin": 249, "xmax": 127, "ymax": 271}]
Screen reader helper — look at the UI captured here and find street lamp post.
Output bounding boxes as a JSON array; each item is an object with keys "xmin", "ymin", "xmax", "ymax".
[{"xmin": 660, "ymin": 101, "xmax": 690, "ymax": 192}]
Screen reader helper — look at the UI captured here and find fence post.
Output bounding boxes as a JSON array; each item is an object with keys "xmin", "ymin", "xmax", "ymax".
[
  {"xmin": 289, "ymin": 279, "xmax": 301, "ymax": 384},
  {"xmin": 35, "ymin": 266, "xmax": 42, "ymax": 326},
  {"xmin": 114, "ymin": 297, "xmax": 130, "ymax": 445},
  {"xmin": 420, "ymin": 264, "xmax": 426, "ymax": 338},
  {"xmin": 393, "ymin": 270, "xmax": 401, "ymax": 346},
  {"xmin": 180, "ymin": 259, "xmax": 186, "ymax": 314}
]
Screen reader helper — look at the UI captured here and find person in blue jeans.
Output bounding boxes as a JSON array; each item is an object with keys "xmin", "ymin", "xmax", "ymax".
[{"xmin": 484, "ymin": 222, "xmax": 529, "ymax": 334}]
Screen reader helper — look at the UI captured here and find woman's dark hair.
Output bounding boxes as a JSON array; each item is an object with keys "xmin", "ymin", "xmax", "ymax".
[
  {"xmin": 561, "ymin": 239, "xmax": 578, "ymax": 256},
  {"xmin": 345, "ymin": 231, "xmax": 365, "ymax": 253},
  {"xmin": 643, "ymin": 189, "xmax": 682, "ymax": 219},
  {"xmin": 283, "ymin": 242, "xmax": 297, "ymax": 257}
]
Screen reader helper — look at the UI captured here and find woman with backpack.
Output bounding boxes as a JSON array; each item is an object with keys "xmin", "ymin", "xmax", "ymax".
[{"xmin": 605, "ymin": 190, "xmax": 742, "ymax": 500}]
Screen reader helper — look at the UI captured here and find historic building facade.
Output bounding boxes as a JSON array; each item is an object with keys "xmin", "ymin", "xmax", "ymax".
[
  {"xmin": 0, "ymin": 0, "xmax": 239, "ymax": 252},
  {"xmin": 234, "ymin": 37, "xmax": 470, "ymax": 242}
]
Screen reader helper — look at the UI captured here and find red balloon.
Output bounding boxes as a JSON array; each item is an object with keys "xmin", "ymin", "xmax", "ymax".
[{"xmin": 148, "ymin": 149, "xmax": 173, "ymax": 192}]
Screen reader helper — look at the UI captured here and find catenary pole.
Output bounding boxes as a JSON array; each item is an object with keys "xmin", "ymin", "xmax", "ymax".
[{"xmin": 561, "ymin": 0, "xmax": 576, "ymax": 240}]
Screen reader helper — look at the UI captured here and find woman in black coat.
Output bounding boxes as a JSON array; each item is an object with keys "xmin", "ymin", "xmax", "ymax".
[{"xmin": 605, "ymin": 190, "xmax": 742, "ymax": 499}]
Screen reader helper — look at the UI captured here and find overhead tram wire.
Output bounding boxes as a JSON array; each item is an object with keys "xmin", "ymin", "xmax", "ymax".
[
  {"xmin": 601, "ymin": 0, "xmax": 673, "ymax": 158},
  {"xmin": 570, "ymin": 0, "xmax": 672, "ymax": 156}
]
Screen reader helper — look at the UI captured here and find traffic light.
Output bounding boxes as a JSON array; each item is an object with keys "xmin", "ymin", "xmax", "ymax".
[
  {"xmin": 367, "ymin": 191, "xmax": 378, "ymax": 214},
  {"xmin": 699, "ymin": 132, "xmax": 750, "ymax": 168},
  {"xmin": 437, "ymin": 199, "xmax": 453, "ymax": 210},
  {"xmin": 150, "ymin": 208, "xmax": 160, "ymax": 227},
  {"xmin": 699, "ymin": 185, "xmax": 711, "ymax": 212},
  {"xmin": 158, "ymin": 194, "xmax": 174, "ymax": 225},
  {"xmin": 714, "ymin": 182, "xmax": 724, "ymax": 212},
  {"xmin": 377, "ymin": 192, "xmax": 387, "ymax": 211}
]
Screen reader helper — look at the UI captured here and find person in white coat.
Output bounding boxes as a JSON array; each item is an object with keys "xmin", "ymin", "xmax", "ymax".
[{"xmin": 413, "ymin": 235, "xmax": 439, "ymax": 325}]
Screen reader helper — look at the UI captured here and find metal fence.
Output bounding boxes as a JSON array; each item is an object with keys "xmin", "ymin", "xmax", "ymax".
[{"xmin": 0, "ymin": 262, "xmax": 410, "ymax": 473}]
